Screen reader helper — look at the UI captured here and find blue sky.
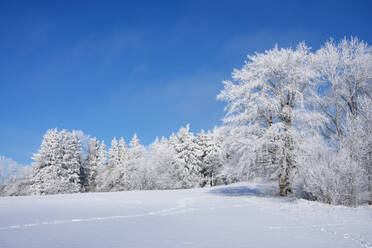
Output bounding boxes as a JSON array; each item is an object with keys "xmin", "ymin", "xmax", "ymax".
[{"xmin": 0, "ymin": 0, "xmax": 371, "ymax": 165}]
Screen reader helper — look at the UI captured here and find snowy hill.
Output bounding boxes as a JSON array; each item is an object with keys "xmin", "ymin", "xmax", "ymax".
[{"xmin": 0, "ymin": 183, "xmax": 371, "ymax": 248}]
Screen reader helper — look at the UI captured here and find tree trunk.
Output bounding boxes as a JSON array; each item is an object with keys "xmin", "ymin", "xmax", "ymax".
[
  {"xmin": 279, "ymin": 104, "xmax": 295, "ymax": 197},
  {"xmin": 279, "ymin": 149, "xmax": 293, "ymax": 196},
  {"xmin": 367, "ymin": 145, "xmax": 372, "ymax": 205}
]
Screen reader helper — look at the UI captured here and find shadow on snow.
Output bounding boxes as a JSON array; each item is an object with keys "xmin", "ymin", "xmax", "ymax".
[{"xmin": 208, "ymin": 184, "xmax": 278, "ymax": 198}]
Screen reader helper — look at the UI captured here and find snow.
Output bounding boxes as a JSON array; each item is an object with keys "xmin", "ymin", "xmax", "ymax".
[{"xmin": 0, "ymin": 183, "xmax": 371, "ymax": 248}]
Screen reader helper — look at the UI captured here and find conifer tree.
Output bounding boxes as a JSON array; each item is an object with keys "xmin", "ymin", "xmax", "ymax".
[
  {"xmin": 97, "ymin": 137, "xmax": 119, "ymax": 191},
  {"xmin": 82, "ymin": 137, "xmax": 106, "ymax": 192},
  {"xmin": 149, "ymin": 137, "xmax": 185, "ymax": 189},
  {"xmin": 171, "ymin": 124, "xmax": 204, "ymax": 188},
  {"xmin": 31, "ymin": 129, "xmax": 83, "ymax": 195},
  {"xmin": 196, "ymin": 130, "xmax": 223, "ymax": 187},
  {"xmin": 127, "ymin": 134, "xmax": 146, "ymax": 190}
]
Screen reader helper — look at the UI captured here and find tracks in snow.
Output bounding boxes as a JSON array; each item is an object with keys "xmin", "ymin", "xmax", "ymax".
[
  {"xmin": 0, "ymin": 197, "xmax": 252, "ymax": 231},
  {"xmin": 265, "ymin": 205, "xmax": 372, "ymax": 248},
  {"xmin": 1, "ymin": 192, "xmax": 371, "ymax": 248}
]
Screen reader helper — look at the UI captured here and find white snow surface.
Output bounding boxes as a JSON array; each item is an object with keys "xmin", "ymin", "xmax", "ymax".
[{"xmin": 0, "ymin": 183, "xmax": 371, "ymax": 248}]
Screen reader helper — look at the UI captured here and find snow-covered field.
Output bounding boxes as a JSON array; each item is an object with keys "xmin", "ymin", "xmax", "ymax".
[{"xmin": 0, "ymin": 183, "xmax": 371, "ymax": 248}]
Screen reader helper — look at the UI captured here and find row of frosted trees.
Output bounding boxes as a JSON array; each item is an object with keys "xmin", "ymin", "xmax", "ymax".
[{"xmin": 28, "ymin": 125, "xmax": 225, "ymax": 195}]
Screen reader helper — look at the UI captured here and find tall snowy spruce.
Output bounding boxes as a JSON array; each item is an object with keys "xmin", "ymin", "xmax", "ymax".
[
  {"xmin": 196, "ymin": 130, "xmax": 223, "ymax": 187},
  {"xmin": 171, "ymin": 124, "xmax": 204, "ymax": 188},
  {"xmin": 109, "ymin": 137, "xmax": 131, "ymax": 191},
  {"xmin": 97, "ymin": 135, "xmax": 146, "ymax": 192},
  {"xmin": 127, "ymin": 134, "xmax": 146, "ymax": 190},
  {"xmin": 149, "ymin": 137, "xmax": 186, "ymax": 189},
  {"xmin": 31, "ymin": 129, "xmax": 83, "ymax": 195},
  {"xmin": 218, "ymin": 43, "xmax": 318, "ymax": 196},
  {"xmin": 82, "ymin": 137, "xmax": 106, "ymax": 192},
  {"xmin": 97, "ymin": 137, "xmax": 119, "ymax": 192}
]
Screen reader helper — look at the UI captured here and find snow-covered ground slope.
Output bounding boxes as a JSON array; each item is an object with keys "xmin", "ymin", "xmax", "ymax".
[{"xmin": 0, "ymin": 183, "xmax": 371, "ymax": 248}]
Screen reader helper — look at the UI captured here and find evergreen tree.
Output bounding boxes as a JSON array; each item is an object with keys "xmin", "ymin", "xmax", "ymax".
[
  {"xmin": 196, "ymin": 130, "xmax": 223, "ymax": 187},
  {"xmin": 172, "ymin": 124, "xmax": 204, "ymax": 188},
  {"xmin": 149, "ymin": 137, "xmax": 185, "ymax": 189},
  {"xmin": 108, "ymin": 137, "xmax": 119, "ymax": 169},
  {"xmin": 98, "ymin": 137, "xmax": 119, "ymax": 191},
  {"xmin": 60, "ymin": 130, "xmax": 83, "ymax": 193},
  {"xmin": 127, "ymin": 134, "xmax": 146, "ymax": 190},
  {"xmin": 31, "ymin": 129, "xmax": 83, "ymax": 195},
  {"xmin": 31, "ymin": 128, "xmax": 61, "ymax": 195},
  {"xmin": 111, "ymin": 137, "xmax": 130, "ymax": 191},
  {"xmin": 82, "ymin": 137, "xmax": 106, "ymax": 192},
  {"xmin": 118, "ymin": 137, "xmax": 129, "ymax": 166}
]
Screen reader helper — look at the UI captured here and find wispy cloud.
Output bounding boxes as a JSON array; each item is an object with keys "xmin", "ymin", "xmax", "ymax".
[{"xmin": 222, "ymin": 27, "xmax": 323, "ymax": 64}]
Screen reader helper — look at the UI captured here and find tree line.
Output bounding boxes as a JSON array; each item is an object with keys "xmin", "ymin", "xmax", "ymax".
[{"xmin": 1, "ymin": 125, "xmax": 226, "ymax": 196}]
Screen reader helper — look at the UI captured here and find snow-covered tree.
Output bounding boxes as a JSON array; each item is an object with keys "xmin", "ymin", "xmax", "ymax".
[
  {"xmin": 82, "ymin": 137, "xmax": 106, "ymax": 192},
  {"xmin": 296, "ymin": 131, "xmax": 369, "ymax": 206},
  {"xmin": 0, "ymin": 156, "xmax": 26, "ymax": 186},
  {"xmin": 111, "ymin": 137, "xmax": 132, "ymax": 191},
  {"xmin": 0, "ymin": 156, "xmax": 32, "ymax": 196},
  {"xmin": 218, "ymin": 125, "xmax": 260, "ymax": 184},
  {"xmin": 31, "ymin": 128, "xmax": 60, "ymax": 194},
  {"xmin": 218, "ymin": 43, "xmax": 318, "ymax": 196},
  {"xmin": 295, "ymin": 37, "xmax": 372, "ymax": 205},
  {"xmin": 350, "ymin": 96, "xmax": 372, "ymax": 204},
  {"xmin": 149, "ymin": 137, "xmax": 186, "ymax": 189},
  {"xmin": 312, "ymin": 37, "xmax": 372, "ymax": 141},
  {"xmin": 108, "ymin": 137, "xmax": 119, "ymax": 169},
  {"xmin": 127, "ymin": 134, "xmax": 146, "ymax": 190},
  {"xmin": 31, "ymin": 129, "xmax": 83, "ymax": 195},
  {"xmin": 98, "ymin": 137, "xmax": 119, "ymax": 192},
  {"xmin": 170, "ymin": 124, "xmax": 204, "ymax": 188},
  {"xmin": 60, "ymin": 130, "xmax": 83, "ymax": 193},
  {"xmin": 196, "ymin": 129, "xmax": 223, "ymax": 186},
  {"xmin": 118, "ymin": 137, "xmax": 129, "ymax": 166},
  {"xmin": 98, "ymin": 135, "xmax": 146, "ymax": 192}
]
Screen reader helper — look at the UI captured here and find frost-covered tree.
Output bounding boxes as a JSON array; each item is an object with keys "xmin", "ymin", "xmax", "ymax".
[
  {"xmin": 196, "ymin": 130, "xmax": 223, "ymax": 186},
  {"xmin": 111, "ymin": 137, "xmax": 132, "ymax": 191},
  {"xmin": 60, "ymin": 130, "xmax": 83, "ymax": 193},
  {"xmin": 118, "ymin": 137, "xmax": 129, "ymax": 166},
  {"xmin": 318, "ymin": 96, "xmax": 372, "ymax": 206},
  {"xmin": 149, "ymin": 137, "xmax": 186, "ymax": 189},
  {"xmin": 127, "ymin": 134, "xmax": 146, "ymax": 190},
  {"xmin": 98, "ymin": 135, "xmax": 146, "ymax": 192},
  {"xmin": 0, "ymin": 156, "xmax": 26, "ymax": 186},
  {"xmin": 31, "ymin": 129, "xmax": 83, "ymax": 195},
  {"xmin": 218, "ymin": 43, "xmax": 318, "ymax": 196},
  {"xmin": 82, "ymin": 137, "xmax": 106, "ymax": 192},
  {"xmin": 296, "ymin": 131, "xmax": 369, "ymax": 206},
  {"xmin": 31, "ymin": 128, "xmax": 61, "ymax": 194},
  {"xmin": 0, "ymin": 156, "xmax": 32, "ymax": 196},
  {"xmin": 171, "ymin": 124, "xmax": 204, "ymax": 188},
  {"xmin": 350, "ymin": 96, "xmax": 372, "ymax": 204},
  {"xmin": 108, "ymin": 137, "xmax": 119, "ymax": 169},
  {"xmin": 218, "ymin": 125, "xmax": 260, "ymax": 184},
  {"xmin": 312, "ymin": 37, "xmax": 372, "ymax": 141},
  {"xmin": 98, "ymin": 137, "xmax": 119, "ymax": 192},
  {"xmin": 296, "ymin": 38, "xmax": 372, "ymax": 205}
]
